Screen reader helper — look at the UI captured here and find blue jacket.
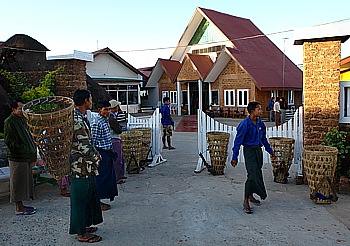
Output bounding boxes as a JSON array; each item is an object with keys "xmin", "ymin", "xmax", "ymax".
[{"xmin": 232, "ymin": 116, "xmax": 273, "ymax": 161}]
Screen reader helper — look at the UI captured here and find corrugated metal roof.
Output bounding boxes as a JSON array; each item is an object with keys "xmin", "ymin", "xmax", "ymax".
[
  {"xmin": 93, "ymin": 47, "xmax": 141, "ymax": 76},
  {"xmin": 159, "ymin": 59, "xmax": 181, "ymax": 82},
  {"xmin": 200, "ymin": 8, "xmax": 302, "ymax": 90},
  {"xmin": 138, "ymin": 66, "xmax": 154, "ymax": 79},
  {"xmin": 187, "ymin": 54, "xmax": 213, "ymax": 80}
]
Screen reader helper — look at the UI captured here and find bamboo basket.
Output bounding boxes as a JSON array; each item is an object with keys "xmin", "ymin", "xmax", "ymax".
[
  {"xmin": 303, "ymin": 145, "xmax": 338, "ymax": 204},
  {"xmin": 269, "ymin": 137, "xmax": 295, "ymax": 183},
  {"xmin": 22, "ymin": 96, "xmax": 74, "ymax": 180},
  {"xmin": 121, "ymin": 131, "xmax": 143, "ymax": 173},
  {"xmin": 207, "ymin": 131, "xmax": 230, "ymax": 175},
  {"xmin": 131, "ymin": 127, "xmax": 152, "ymax": 162}
]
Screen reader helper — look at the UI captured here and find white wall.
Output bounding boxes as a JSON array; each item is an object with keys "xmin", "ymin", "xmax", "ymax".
[{"xmin": 86, "ymin": 54, "xmax": 138, "ymax": 79}]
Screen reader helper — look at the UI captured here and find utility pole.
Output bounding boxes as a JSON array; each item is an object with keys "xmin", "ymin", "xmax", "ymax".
[{"xmin": 282, "ymin": 38, "xmax": 288, "ymax": 98}]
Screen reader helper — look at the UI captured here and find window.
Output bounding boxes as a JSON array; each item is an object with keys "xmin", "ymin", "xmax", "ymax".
[
  {"xmin": 224, "ymin": 90, "xmax": 235, "ymax": 106},
  {"xmin": 162, "ymin": 91, "xmax": 169, "ymax": 100},
  {"xmin": 170, "ymin": 91, "xmax": 177, "ymax": 104},
  {"xmin": 340, "ymin": 82, "xmax": 350, "ymax": 123},
  {"xmin": 237, "ymin": 89, "xmax": 249, "ymax": 107},
  {"xmin": 140, "ymin": 90, "xmax": 148, "ymax": 100},
  {"xmin": 211, "ymin": 90, "xmax": 219, "ymax": 106},
  {"xmin": 102, "ymin": 84, "xmax": 139, "ymax": 105},
  {"xmin": 288, "ymin": 90, "xmax": 294, "ymax": 105}
]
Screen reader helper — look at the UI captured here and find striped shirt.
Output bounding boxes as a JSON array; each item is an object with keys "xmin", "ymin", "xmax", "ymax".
[{"xmin": 91, "ymin": 114, "xmax": 112, "ymax": 151}]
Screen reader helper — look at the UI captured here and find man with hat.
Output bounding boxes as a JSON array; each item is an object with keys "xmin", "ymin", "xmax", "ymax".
[{"xmin": 109, "ymin": 99, "xmax": 127, "ymax": 184}]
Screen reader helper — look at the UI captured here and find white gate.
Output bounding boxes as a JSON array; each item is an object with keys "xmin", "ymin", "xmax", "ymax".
[
  {"xmin": 196, "ymin": 107, "xmax": 303, "ymax": 175},
  {"xmin": 127, "ymin": 108, "xmax": 166, "ymax": 167},
  {"xmin": 88, "ymin": 109, "xmax": 166, "ymax": 167}
]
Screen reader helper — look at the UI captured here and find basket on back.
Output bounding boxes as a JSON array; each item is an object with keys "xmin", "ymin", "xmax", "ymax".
[
  {"xmin": 121, "ymin": 131, "xmax": 143, "ymax": 173},
  {"xmin": 303, "ymin": 145, "xmax": 338, "ymax": 204},
  {"xmin": 23, "ymin": 96, "xmax": 74, "ymax": 180},
  {"xmin": 206, "ymin": 131, "xmax": 230, "ymax": 175},
  {"xmin": 130, "ymin": 127, "xmax": 152, "ymax": 162},
  {"xmin": 269, "ymin": 137, "xmax": 295, "ymax": 183}
]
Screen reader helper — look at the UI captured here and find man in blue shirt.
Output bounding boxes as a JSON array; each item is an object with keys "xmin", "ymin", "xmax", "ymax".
[
  {"xmin": 91, "ymin": 100, "xmax": 118, "ymax": 211},
  {"xmin": 231, "ymin": 102, "xmax": 274, "ymax": 214},
  {"xmin": 267, "ymin": 97, "xmax": 275, "ymax": 122},
  {"xmin": 160, "ymin": 97, "xmax": 175, "ymax": 150}
]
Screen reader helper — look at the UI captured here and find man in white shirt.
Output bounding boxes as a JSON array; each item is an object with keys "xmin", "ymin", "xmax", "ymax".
[{"xmin": 273, "ymin": 97, "xmax": 281, "ymax": 126}]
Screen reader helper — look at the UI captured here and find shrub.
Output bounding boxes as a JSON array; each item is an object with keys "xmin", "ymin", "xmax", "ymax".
[{"xmin": 322, "ymin": 129, "xmax": 350, "ymax": 178}]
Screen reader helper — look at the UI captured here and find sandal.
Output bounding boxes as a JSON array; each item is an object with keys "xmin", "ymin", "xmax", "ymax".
[
  {"xmin": 60, "ymin": 191, "xmax": 70, "ymax": 197},
  {"xmin": 243, "ymin": 206, "xmax": 253, "ymax": 214},
  {"xmin": 168, "ymin": 146, "xmax": 176, "ymax": 150},
  {"xmin": 15, "ymin": 207, "xmax": 36, "ymax": 216},
  {"xmin": 78, "ymin": 234, "xmax": 102, "ymax": 243},
  {"xmin": 163, "ymin": 146, "xmax": 168, "ymax": 149},
  {"xmin": 116, "ymin": 179, "xmax": 125, "ymax": 184},
  {"xmin": 86, "ymin": 227, "xmax": 98, "ymax": 233},
  {"xmin": 100, "ymin": 202, "xmax": 111, "ymax": 211},
  {"xmin": 249, "ymin": 198, "xmax": 261, "ymax": 206}
]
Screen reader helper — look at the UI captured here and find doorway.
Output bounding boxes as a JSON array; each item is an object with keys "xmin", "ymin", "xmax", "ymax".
[{"xmin": 188, "ymin": 82, "xmax": 209, "ymax": 114}]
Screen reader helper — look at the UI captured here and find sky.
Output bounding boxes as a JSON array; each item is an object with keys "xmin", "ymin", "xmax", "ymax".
[{"xmin": 1, "ymin": 0, "xmax": 350, "ymax": 69}]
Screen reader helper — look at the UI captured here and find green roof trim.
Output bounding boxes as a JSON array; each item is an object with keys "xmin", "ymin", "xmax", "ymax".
[{"xmin": 189, "ymin": 18, "xmax": 209, "ymax": 45}]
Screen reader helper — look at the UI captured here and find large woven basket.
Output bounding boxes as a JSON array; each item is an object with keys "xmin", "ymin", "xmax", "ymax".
[
  {"xmin": 121, "ymin": 131, "xmax": 143, "ymax": 173},
  {"xmin": 269, "ymin": 137, "xmax": 295, "ymax": 183},
  {"xmin": 303, "ymin": 145, "xmax": 338, "ymax": 204},
  {"xmin": 207, "ymin": 131, "xmax": 230, "ymax": 175},
  {"xmin": 22, "ymin": 96, "xmax": 74, "ymax": 180},
  {"xmin": 131, "ymin": 127, "xmax": 151, "ymax": 162}
]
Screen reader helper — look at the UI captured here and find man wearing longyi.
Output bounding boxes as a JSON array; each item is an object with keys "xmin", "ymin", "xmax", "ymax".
[
  {"xmin": 231, "ymin": 102, "xmax": 274, "ymax": 214},
  {"xmin": 69, "ymin": 89, "xmax": 103, "ymax": 243},
  {"xmin": 91, "ymin": 100, "xmax": 118, "ymax": 211},
  {"xmin": 4, "ymin": 99, "xmax": 37, "ymax": 216}
]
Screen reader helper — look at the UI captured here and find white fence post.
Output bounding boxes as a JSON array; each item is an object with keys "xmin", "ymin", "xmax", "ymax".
[
  {"xmin": 127, "ymin": 108, "xmax": 167, "ymax": 167},
  {"xmin": 196, "ymin": 107, "xmax": 304, "ymax": 174}
]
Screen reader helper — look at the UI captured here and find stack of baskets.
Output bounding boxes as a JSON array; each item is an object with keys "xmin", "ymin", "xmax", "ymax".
[
  {"xmin": 131, "ymin": 127, "xmax": 152, "ymax": 166},
  {"xmin": 121, "ymin": 131, "xmax": 143, "ymax": 174},
  {"xmin": 303, "ymin": 145, "xmax": 338, "ymax": 204},
  {"xmin": 269, "ymin": 137, "xmax": 295, "ymax": 183},
  {"xmin": 206, "ymin": 131, "xmax": 230, "ymax": 175},
  {"xmin": 22, "ymin": 96, "xmax": 74, "ymax": 180}
]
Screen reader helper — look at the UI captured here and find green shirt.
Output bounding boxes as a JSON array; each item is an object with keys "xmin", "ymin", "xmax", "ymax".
[{"xmin": 4, "ymin": 113, "xmax": 37, "ymax": 162}]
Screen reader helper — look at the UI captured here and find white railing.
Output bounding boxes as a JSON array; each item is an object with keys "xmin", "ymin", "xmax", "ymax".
[
  {"xmin": 196, "ymin": 107, "xmax": 303, "ymax": 175},
  {"xmin": 87, "ymin": 109, "xmax": 166, "ymax": 167},
  {"xmin": 127, "ymin": 108, "xmax": 166, "ymax": 167}
]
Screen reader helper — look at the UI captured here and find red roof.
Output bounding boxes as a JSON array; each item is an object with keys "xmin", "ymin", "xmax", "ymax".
[
  {"xmin": 138, "ymin": 66, "xmax": 154, "ymax": 79},
  {"xmin": 200, "ymin": 8, "xmax": 302, "ymax": 90},
  {"xmin": 187, "ymin": 54, "xmax": 213, "ymax": 80},
  {"xmin": 341, "ymin": 56, "xmax": 350, "ymax": 66},
  {"xmin": 159, "ymin": 59, "xmax": 181, "ymax": 82}
]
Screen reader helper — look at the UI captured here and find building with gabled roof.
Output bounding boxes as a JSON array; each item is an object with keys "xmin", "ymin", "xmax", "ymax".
[
  {"xmin": 86, "ymin": 47, "xmax": 146, "ymax": 113},
  {"xmin": 146, "ymin": 7, "xmax": 302, "ymax": 116}
]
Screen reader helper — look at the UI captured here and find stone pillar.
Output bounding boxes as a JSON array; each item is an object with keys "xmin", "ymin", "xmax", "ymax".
[
  {"xmin": 54, "ymin": 59, "xmax": 87, "ymax": 98},
  {"xmin": 303, "ymin": 41, "xmax": 341, "ymax": 145}
]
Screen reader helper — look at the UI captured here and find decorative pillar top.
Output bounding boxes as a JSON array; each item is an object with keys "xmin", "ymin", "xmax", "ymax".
[{"xmin": 294, "ymin": 22, "xmax": 350, "ymax": 45}]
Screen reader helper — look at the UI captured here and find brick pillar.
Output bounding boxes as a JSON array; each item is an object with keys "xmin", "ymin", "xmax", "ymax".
[
  {"xmin": 54, "ymin": 59, "xmax": 87, "ymax": 98},
  {"xmin": 303, "ymin": 41, "xmax": 341, "ymax": 145}
]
